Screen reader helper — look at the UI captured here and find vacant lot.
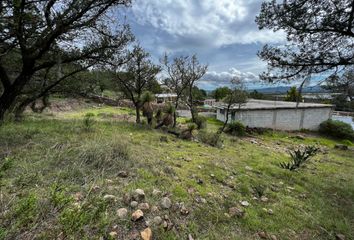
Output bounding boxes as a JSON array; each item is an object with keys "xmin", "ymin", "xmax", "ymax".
[{"xmin": 0, "ymin": 104, "xmax": 353, "ymax": 240}]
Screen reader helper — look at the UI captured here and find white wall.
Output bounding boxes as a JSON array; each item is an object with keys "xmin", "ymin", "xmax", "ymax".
[{"xmin": 216, "ymin": 107, "xmax": 332, "ymax": 130}]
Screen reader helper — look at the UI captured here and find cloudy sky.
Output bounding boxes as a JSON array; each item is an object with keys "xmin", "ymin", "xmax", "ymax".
[{"xmin": 124, "ymin": 0, "xmax": 286, "ymax": 90}]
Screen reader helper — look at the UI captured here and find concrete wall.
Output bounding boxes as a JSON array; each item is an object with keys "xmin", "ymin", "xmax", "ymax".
[{"xmin": 216, "ymin": 107, "xmax": 332, "ymax": 130}]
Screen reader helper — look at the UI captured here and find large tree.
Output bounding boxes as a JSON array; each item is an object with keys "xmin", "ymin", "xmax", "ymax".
[
  {"xmin": 115, "ymin": 45, "xmax": 160, "ymax": 123},
  {"xmin": 256, "ymin": 0, "xmax": 354, "ymax": 82},
  {"xmin": 0, "ymin": 0, "xmax": 132, "ymax": 122}
]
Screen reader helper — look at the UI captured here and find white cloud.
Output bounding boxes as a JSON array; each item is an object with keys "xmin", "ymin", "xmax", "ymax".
[
  {"xmin": 200, "ymin": 68, "xmax": 260, "ymax": 89},
  {"xmin": 131, "ymin": 0, "xmax": 285, "ymax": 47}
]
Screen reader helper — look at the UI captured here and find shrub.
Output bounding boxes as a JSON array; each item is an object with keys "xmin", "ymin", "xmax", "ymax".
[
  {"xmin": 180, "ymin": 123, "xmax": 197, "ymax": 140},
  {"xmin": 319, "ymin": 119, "xmax": 354, "ymax": 140},
  {"xmin": 280, "ymin": 145, "xmax": 319, "ymax": 171},
  {"xmin": 194, "ymin": 115, "xmax": 207, "ymax": 129},
  {"xmin": 225, "ymin": 121, "xmax": 246, "ymax": 136},
  {"xmin": 82, "ymin": 113, "xmax": 95, "ymax": 131},
  {"xmin": 197, "ymin": 131, "xmax": 223, "ymax": 148}
]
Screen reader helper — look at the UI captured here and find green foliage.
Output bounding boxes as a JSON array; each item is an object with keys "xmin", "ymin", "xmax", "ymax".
[
  {"xmin": 12, "ymin": 193, "xmax": 39, "ymax": 227},
  {"xmin": 141, "ymin": 91, "xmax": 155, "ymax": 103},
  {"xmin": 0, "ymin": 157, "xmax": 13, "ymax": 179},
  {"xmin": 212, "ymin": 87, "xmax": 231, "ymax": 101},
  {"xmin": 165, "ymin": 104, "xmax": 175, "ymax": 114},
  {"xmin": 225, "ymin": 121, "xmax": 246, "ymax": 136},
  {"xmin": 249, "ymin": 90, "xmax": 265, "ymax": 99},
  {"xmin": 59, "ymin": 198, "xmax": 108, "ymax": 235},
  {"xmin": 280, "ymin": 145, "xmax": 319, "ymax": 171},
  {"xmin": 49, "ymin": 184, "xmax": 73, "ymax": 208},
  {"xmin": 83, "ymin": 112, "xmax": 95, "ymax": 131},
  {"xmin": 285, "ymin": 86, "xmax": 302, "ymax": 102},
  {"xmin": 319, "ymin": 119, "xmax": 354, "ymax": 140},
  {"xmin": 252, "ymin": 184, "xmax": 267, "ymax": 198},
  {"xmin": 197, "ymin": 131, "xmax": 223, "ymax": 148},
  {"xmin": 190, "ymin": 115, "xmax": 207, "ymax": 129}
]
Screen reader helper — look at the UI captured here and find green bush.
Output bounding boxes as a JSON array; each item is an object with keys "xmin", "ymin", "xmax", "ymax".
[
  {"xmin": 82, "ymin": 112, "xmax": 95, "ymax": 131},
  {"xmin": 280, "ymin": 145, "xmax": 319, "ymax": 171},
  {"xmin": 225, "ymin": 121, "xmax": 246, "ymax": 136},
  {"xmin": 197, "ymin": 131, "xmax": 223, "ymax": 148},
  {"xmin": 194, "ymin": 115, "xmax": 207, "ymax": 129},
  {"xmin": 319, "ymin": 119, "xmax": 354, "ymax": 140}
]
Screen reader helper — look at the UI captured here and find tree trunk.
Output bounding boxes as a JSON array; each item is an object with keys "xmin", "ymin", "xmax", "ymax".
[
  {"xmin": 173, "ymin": 98, "xmax": 179, "ymax": 128},
  {"xmin": 135, "ymin": 106, "xmax": 141, "ymax": 124},
  {"xmin": 221, "ymin": 106, "xmax": 231, "ymax": 132}
]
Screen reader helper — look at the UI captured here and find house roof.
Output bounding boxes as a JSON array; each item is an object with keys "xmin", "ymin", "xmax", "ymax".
[
  {"xmin": 215, "ymin": 99, "xmax": 333, "ymax": 111},
  {"xmin": 155, "ymin": 93, "xmax": 177, "ymax": 98}
]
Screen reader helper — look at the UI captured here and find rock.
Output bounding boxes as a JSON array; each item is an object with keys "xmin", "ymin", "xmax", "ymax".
[
  {"xmin": 109, "ymin": 231, "xmax": 118, "ymax": 238},
  {"xmin": 103, "ymin": 195, "xmax": 116, "ymax": 202},
  {"xmin": 151, "ymin": 205, "xmax": 159, "ymax": 212},
  {"xmin": 131, "ymin": 209, "xmax": 144, "ymax": 221},
  {"xmin": 335, "ymin": 233, "xmax": 346, "ymax": 240},
  {"xmin": 138, "ymin": 202, "xmax": 150, "ymax": 210},
  {"xmin": 258, "ymin": 231, "xmax": 268, "ymax": 239},
  {"xmin": 153, "ymin": 216, "xmax": 163, "ymax": 225},
  {"xmin": 270, "ymin": 235, "xmax": 278, "ymax": 240},
  {"xmin": 210, "ymin": 174, "xmax": 215, "ymax": 178},
  {"xmin": 73, "ymin": 192, "xmax": 83, "ymax": 201},
  {"xmin": 197, "ymin": 179, "xmax": 204, "ymax": 185},
  {"xmin": 188, "ymin": 234, "xmax": 194, "ymax": 240},
  {"xmin": 195, "ymin": 196, "xmax": 207, "ymax": 204},
  {"xmin": 122, "ymin": 193, "xmax": 131, "ymax": 205},
  {"xmin": 130, "ymin": 201, "xmax": 138, "ymax": 208},
  {"xmin": 268, "ymin": 209, "xmax": 274, "ymax": 215},
  {"xmin": 106, "ymin": 179, "xmax": 113, "ymax": 184},
  {"xmin": 180, "ymin": 205, "xmax": 189, "ymax": 215},
  {"xmin": 240, "ymin": 201, "xmax": 250, "ymax": 207},
  {"xmin": 116, "ymin": 208, "xmax": 128, "ymax": 218},
  {"xmin": 250, "ymin": 140, "xmax": 258, "ymax": 144},
  {"xmin": 260, "ymin": 196, "xmax": 269, "ymax": 202},
  {"xmin": 294, "ymin": 134, "xmax": 306, "ymax": 140},
  {"xmin": 245, "ymin": 166, "xmax": 253, "ymax": 171},
  {"xmin": 92, "ymin": 185, "xmax": 100, "ymax": 192},
  {"xmin": 160, "ymin": 197, "xmax": 172, "ymax": 209},
  {"xmin": 132, "ymin": 189, "xmax": 145, "ymax": 201},
  {"xmin": 334, "ymin": 144, "xmax": 348, "ymax": 150},
  {"xmin": 187, "ymin": 188, "xmax": 195, "ymax": 194},
  {"xmin": 198, "ymin": 165, "xmax": 202, "ymax": 169},
  {"xmin": 118, "ymin": 171, "xmax": 128, "ymax": 178},
  {"xmin": 152, "ymin": 189, "xmax": 162, "ymax": 196},
  {"xmin": 140, "ymin": 227, "xmax": 152, "ymax": 240},
  {"xmin": 229, "ymin": 207, "xmax": 245, "ymax": 218}
]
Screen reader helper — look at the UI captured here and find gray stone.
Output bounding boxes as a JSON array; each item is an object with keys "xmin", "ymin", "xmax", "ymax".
[
  {"xmin": 132, "ymin": 189, "xmax": 145, "ymax": 201},
  {"xmin": 138, "ymin": 202, "xmax": 150, "ymax": 210},
  {"xmin": 131, "ymin": 209, "xmax": 144, "ymax": 221},
  {"xmin": 117, "ymin": 208, "xmax": 128, "ymax": 218},
  {"xmin": 160, "ymin": 197, "xmax": 172, "ymax": 209},
  {"xmin": 130, "ymin": 201, "xmax": 138, "ymax": 208},
  {"xmin": 153, "ymin": 216, "xmax": 163, "ymax": 225}
]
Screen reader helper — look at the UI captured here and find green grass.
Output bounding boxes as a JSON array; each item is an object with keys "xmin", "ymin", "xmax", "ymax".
[{"xmin": 0, "ymin": 106, "xmax": 353, "ymax": 240}]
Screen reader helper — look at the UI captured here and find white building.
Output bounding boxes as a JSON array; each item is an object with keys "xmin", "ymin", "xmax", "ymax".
[
  {"xmin": 155, "ymin": 93, "xmax": 177, "ymax": 104},
  {"xmin": 216, "ymin": 99, "xmax": 333, "ymax": 131}
]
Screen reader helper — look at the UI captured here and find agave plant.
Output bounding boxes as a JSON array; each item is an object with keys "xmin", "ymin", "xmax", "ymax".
[
  {"xmin": 280, "ymin": 145, "xmax": 319, "ymax": 171},
  {"xmin": 141, "ymin": 91, "xmax": 155, "ymax": 125},
  {"xmin": 156, "ymin": 104, "xmax": 175, "ymax": 128}
]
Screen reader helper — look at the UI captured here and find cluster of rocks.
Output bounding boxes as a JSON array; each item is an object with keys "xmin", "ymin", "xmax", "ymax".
[{"xmin": 109, "ymin": 188, "xmax": 191, "ymax": 239}]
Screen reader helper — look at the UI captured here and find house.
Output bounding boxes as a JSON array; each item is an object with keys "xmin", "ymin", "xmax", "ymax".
[
  {"xmin": 216, "ymin": 99, "xmax": 333, "ymax": 130},
  {"xmin": 155, "ymin": 93, "xmax": 177, "ymax": 104},
  {"xmin": 204, "ymin": 99, "xmax": 216, "ymax": 106}
]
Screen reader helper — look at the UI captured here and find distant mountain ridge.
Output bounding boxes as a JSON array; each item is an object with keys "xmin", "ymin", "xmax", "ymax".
[{"xmin": 248, "ymin": 86, "xmax": 328, "ymax": 94}]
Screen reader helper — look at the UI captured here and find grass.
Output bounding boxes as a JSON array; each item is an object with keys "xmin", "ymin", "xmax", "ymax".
[{"xmin": 0, "ymin": 105, "xmax": 353, "ymax": 240}]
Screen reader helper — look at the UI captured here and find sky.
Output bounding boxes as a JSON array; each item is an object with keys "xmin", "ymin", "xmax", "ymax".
[{"xmin": 123, "ymin": 0, "xmax": 286, "ymax": 90}]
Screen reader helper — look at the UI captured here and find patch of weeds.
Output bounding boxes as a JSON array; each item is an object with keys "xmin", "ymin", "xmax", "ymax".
[
  {"xmin": 280, "ymin": 145, "xmax": 319, "ymax": 171},
  {"xmin": 252, "ymin": 184, "xmax": 267, "ymax": 198},
  {"xmin": 11, "ymin": 193, "xmax": 39, "ymax": 228},
  {"xmin": 59, "ymin": 197, "xmax": 108, "ymax": 236},
  {"xmin": 197, "ymin": 130, "xmax": 223, "ymax": 148},
  {"xmin": 82, "ymin": 112, "xmax": 95, "ymax": 131},
  {"xmin": 0, "ymin": 157, "xmax": 13, "ymax": 180},
  {"xmin": 49, "ymin": 184, "xmax": 73, "ymax": 209},
  {"xmin": 0, "ymin": 227, "xmax": 7, "ymax": 240},
  {"xmin": 224, "ymin": 121, "xmax": 246, "ymax": 136}
]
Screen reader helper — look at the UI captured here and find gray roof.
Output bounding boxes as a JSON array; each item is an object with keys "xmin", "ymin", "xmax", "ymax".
[{"xmin": 216, "ymin": 99, "xmax": 333, "ymax": 110}]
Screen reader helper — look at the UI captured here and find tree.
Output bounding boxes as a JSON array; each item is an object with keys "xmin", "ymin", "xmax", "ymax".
[
  {"xmin": 0, "ymin": 0, "xmax": 133, "ymax": 122},
  {"xmin": 192, "ymin": 86, "xmax": 207, "ymax": 101},
  {"xmin": 161, "ymin": 54, "xmax": 189, "ymax": 127},
  {"xmin": 249, "ymin": 90, "xmax": 265, "ymax": 100},
  {"xmin": 184, "ymin": 55, "xmax": 208, "ymax": 122},
  {"xmin": 285, "ymin": 86, "xmax": 303, "ymax": 102},
  {"xmin": 212, "ymin": 87, "xmax": 231, "ymax": 101},
  {"xmin": 324, "ymin": 69, "xmax": 354, "ymax": 111},
  {"xmin": 115, "ymin": 45, "xmax": 160, "ymax": 123},
  {"xmin": 220, "ymin": 78, "xmax": 248, "ymax": 132},
  {"xmin": 256, "ymin": 0, "xmax": 354, "ymax": 83}
]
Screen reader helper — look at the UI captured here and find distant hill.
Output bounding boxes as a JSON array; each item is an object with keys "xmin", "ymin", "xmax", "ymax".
[{"xmin": 249, "ymin": 85, "xmax": 328, "ymax": 94}]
